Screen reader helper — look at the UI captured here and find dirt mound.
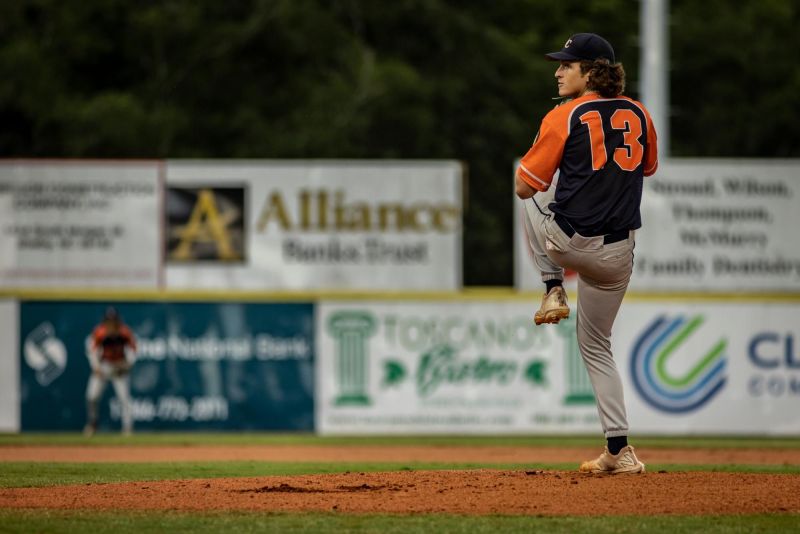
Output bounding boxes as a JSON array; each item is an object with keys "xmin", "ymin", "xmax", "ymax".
[
  {"xmin": 3, "ymin": 469, "xmax": 799, "ymax": 516},
  {"xmin": 2, "ymin": 445, "xmax": 799, "ymax": 515}
]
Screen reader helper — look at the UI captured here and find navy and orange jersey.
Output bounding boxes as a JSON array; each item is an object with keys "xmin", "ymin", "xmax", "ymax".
[
  {"xmin": 90, "ymin": 323, "xmax": 136, "ymax": 363},
  {"xmin": 516, "ymin": 92, "xmax": 658, "ymax": 236}
]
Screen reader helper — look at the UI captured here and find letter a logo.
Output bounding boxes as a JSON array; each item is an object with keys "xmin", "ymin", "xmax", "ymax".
[{"xmin": 167, "ymin": 187, "xmax": 245, "ymax": 261}]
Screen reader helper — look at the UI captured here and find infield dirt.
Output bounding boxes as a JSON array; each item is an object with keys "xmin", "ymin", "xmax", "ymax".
[{"xmin": 1, "ymin": 445, "xmax": 799, "ymax": 516}]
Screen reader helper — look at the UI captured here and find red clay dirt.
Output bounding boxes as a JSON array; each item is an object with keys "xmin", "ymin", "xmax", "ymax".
[{"xmin": 1, "ymin": 445, "xmax": 799, "ymax": 516}]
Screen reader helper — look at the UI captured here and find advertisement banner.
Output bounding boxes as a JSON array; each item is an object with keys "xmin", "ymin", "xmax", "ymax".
[
  {"xmin": 165, "ymin": 160, "xmax": 463, "ymax": 290},
  {"xmin": 317, "ymin": 299, "xmax": 800, "ymax": 436},
  {"xmin": 515, "ymin": 159, "xmax": 800, "ymax": 292},
  {"xmin": 615, "ymin": 301, "xmax": 800, "ymax": 435},
  {"xmin": 19, "ymin": 301, "xmax": 314, "ymax": 431},
  {"xmin": 0, "ymin": 161, "xmax": 162, "ymax": 288},
  {"xmin": 316, "ymin": 301, "xmax": 600, "ymax": 434}
]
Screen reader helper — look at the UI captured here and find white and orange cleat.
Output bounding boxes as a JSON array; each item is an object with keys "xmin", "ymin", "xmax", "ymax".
[
  {"xmin": 579, "ymin": 445, "xmax": 645, "ymax": 475},
  {"xmin": 534, "ymin": 286, "xmax": 570, "ymax": 325}
]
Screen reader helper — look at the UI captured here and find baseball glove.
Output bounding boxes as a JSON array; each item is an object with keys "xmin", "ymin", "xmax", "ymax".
[{"xmin": 112, "ymin": 361, "xmax": 132, "ymax": 377}]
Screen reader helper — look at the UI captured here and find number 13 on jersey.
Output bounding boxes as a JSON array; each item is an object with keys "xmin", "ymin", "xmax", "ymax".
[{"xmin": 579, "ymin": 109, "xmax": 644, "ymax": 172}]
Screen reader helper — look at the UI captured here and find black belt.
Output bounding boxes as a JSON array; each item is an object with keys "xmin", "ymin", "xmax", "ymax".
[{"xmin": 553, "ymin": 213, "xmax": 630, "ymax": 245}]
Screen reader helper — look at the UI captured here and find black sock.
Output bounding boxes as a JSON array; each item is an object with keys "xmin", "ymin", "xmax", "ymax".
[
  {"xmin": 607, "ymin": 436, "xmax": 628, "ymax": 455},
  {"xmin": 545, "ymin": 279, "xmax": 562, "ymax": 293}
]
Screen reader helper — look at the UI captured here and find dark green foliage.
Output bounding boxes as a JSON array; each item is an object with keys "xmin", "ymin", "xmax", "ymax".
[
  {"xmin": 1, "ymin": 1, "xmax": 795, "ymax": 284},
  {"xmin": 670, "ymin": 0, "xmax": 800, "ymax": 157}
]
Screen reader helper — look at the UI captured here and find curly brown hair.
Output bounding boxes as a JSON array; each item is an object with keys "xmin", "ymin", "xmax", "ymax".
[{"xmin": 580, "ymin": 59, "xmax": 626, "ymax": 98}]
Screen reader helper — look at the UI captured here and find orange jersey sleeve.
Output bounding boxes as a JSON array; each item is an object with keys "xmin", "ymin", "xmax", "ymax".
[
  {"xmin": 90, "ymin": 326, "xmax": 104, "ymax": 352},
  {"xmin": 641, "ymin": 106, "xmax": 659, "ymax": 176},
  {"xmin": 515, "ymin": 106, "xmax": 571, "ymax": 192}
]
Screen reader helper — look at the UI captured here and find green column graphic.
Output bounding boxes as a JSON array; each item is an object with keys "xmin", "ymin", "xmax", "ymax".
[
  {"xmin": 556, "ymin": 316, "xmax": 595, "ymax": 405},
  {"xmin": 327, "ymin": 311, "xmax": 377, "ymax": 406}
]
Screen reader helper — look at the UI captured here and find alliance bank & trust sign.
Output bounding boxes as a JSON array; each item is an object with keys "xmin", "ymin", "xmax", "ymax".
[
  {"xmin": 164, "ymin": 185, "xmax": 461, "ymax": 266},
  {"xmin": 257, "ymin": 189, "xmax": 461, "ymax": 265}
]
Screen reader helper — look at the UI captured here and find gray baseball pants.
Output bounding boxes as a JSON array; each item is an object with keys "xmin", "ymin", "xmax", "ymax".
[
  {"xmin": 86, "ymin": 362, "xmax": 133, "ymax": 434},
  {"xmin": 522, "ymin": 188, "xmax": 634, "ymax": 438}
]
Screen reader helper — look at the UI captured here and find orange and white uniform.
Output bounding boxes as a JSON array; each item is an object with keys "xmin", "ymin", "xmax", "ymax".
[
  {"xmin": 88, "ymin": 323, "xmax": 137, "ymax": 367},
  {"xmin": 517, "ymin": 93, "xmax": 658, "ymax": 236},
  {"xmin": 517, "ymin": 91, "xmax": 658, "ymax": 444},
  {"xmin": 85, "ymin": 320, "xmax": 137, "ymax": 436}
]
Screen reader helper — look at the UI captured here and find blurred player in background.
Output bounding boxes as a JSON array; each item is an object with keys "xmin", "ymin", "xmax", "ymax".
[{"xmin": 83, "ymin": 306, "xmax": 137, "ymax": 437}]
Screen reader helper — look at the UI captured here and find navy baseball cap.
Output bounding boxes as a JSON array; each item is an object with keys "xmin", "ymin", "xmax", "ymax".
[{"xmin": 546, "ymin": 33, "xmax": 615, "ymax": 63}]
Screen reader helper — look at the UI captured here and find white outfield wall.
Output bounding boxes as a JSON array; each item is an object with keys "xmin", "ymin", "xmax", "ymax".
[
  {"xmin": 316, "ymin": 296, "xmax": 800, "ymax": 436},
  {"xmin": 2, "ymin": 292, "xmax": 799, "ymax": 435},
  {"xmin": 0, "ymin": 300, "xmax": 19, "ymax": 432},
  {"xmin": 0, "ymin": 159, "xmax": 462, "ymax": 292}
]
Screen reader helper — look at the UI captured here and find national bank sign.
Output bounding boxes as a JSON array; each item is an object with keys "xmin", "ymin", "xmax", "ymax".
[{"xmin": 630, "ymin": 315, "xmax": 727, "ymax": 413}]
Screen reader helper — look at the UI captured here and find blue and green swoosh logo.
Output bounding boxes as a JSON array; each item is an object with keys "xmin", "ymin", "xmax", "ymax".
[{"xmin": 630, "ymin": 315, "xmax": 727, "ymax": 413}]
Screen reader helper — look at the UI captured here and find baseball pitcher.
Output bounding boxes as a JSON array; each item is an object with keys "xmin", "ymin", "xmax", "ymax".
[{"xmin": 515, "ymin": 33, "xmax": 658, "ymax": 474}]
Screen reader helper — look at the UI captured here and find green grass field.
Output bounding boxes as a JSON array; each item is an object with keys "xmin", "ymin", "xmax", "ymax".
[{"xmin": 1, "ymin": 433, "xmax": 799, "ymax": 533}]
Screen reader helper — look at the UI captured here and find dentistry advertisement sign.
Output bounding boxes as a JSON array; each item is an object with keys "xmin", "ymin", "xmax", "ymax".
[{"xmin": 515, "ymin": 159, "xmax": 800, "ymax": 292}]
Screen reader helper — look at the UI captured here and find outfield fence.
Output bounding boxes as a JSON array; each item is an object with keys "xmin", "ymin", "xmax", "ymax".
[{"xmin": 1, "ymin": 290, "xmax": 799, "ymax": 436}]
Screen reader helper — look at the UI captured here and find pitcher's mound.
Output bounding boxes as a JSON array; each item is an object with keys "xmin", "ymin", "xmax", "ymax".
[{"xmin": 3, "ymin": 469, "xmax": 799, "ymax": 515}]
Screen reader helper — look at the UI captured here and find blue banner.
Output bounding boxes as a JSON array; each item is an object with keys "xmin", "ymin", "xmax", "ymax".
[{"xmin": 20, "ymin": 301, "xmax": 314, "ymax": 431}]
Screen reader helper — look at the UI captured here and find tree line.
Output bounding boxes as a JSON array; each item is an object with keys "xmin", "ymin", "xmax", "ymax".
[{"xmin": 1, "ymin": 0, "xmax": 797, "ymax": 285}]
